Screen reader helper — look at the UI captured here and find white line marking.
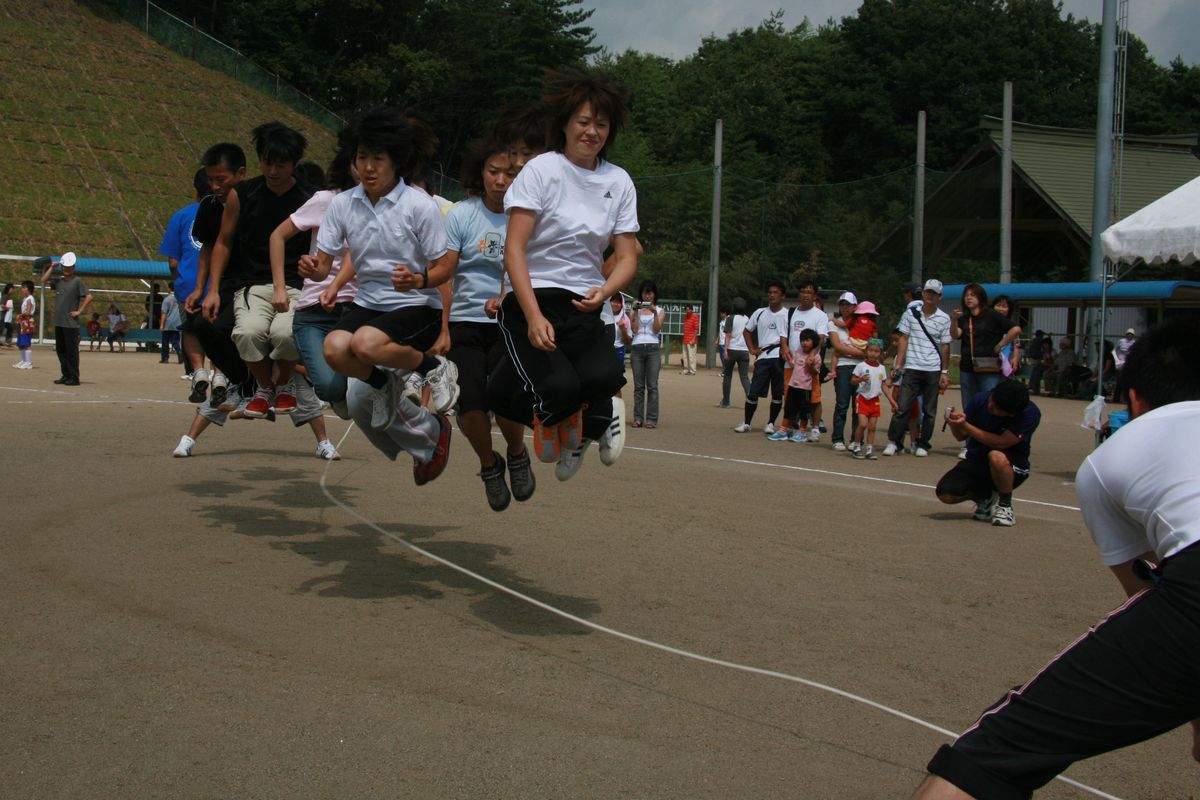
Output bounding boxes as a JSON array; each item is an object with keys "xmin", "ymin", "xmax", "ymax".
[{"xmin": 323, "ymin": 426, "xmax": 1118, "ymax": 799}]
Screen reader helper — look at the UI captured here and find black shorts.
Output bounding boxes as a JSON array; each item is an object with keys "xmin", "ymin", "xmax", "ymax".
[
  {"xmin": 748, "ymin": 357, "xmax": 786, "ymax": 400},
  {"xmin": 333, "ymin": 303, "xmax": 440, "ymax": 350},
  {"xmin": 936, "ymin": 456, "xmax": 1029, "ymax": 501},
  {"xmin": 929, "ymin": 542, "xmax": 1200, "ymax": 798},
  {"xmin": 448, "ymin": 321, "xmax": 506, "ymax": 414}
]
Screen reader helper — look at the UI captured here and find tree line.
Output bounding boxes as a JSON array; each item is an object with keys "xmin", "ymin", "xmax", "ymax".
[{"xmin": 143, "ymin": 0, "xmax": 1200, "ymax": 317}]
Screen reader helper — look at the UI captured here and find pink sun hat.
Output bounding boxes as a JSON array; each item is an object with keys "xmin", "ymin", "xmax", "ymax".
[{"xmin": 854, "ymin": 301, "xmax": 879, "ymax": 316}]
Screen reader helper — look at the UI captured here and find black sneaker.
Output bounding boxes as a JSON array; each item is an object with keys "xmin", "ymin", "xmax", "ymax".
[
  {"xmin": 479, "ymin": 451, "xmax": 512, "ymax": 512},
  {"xmin": 506, "ymin": 448, "xmax": 536, "ymax": 502}
]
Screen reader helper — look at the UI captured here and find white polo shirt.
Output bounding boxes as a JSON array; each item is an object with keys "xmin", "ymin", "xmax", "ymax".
[
  {"xmin": 315, "ymin": 180, "xmax": 448, "ymax": 311},
  {"xmin": 504, "ymin": 152, "xmax": 639, "ymax": 292},
  {"xmin": 1076, "ymin": 401, "xmax": 1200, "ymax": 566},
  {"xmin": 786, "ymin": 305, "xmax": 830, "ymax": 355}
]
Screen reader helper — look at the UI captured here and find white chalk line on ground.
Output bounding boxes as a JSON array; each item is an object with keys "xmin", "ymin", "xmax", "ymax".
[
  {"xmin": 321, "ymin": 425, "xmax": 1118, "ymax": 800},
  {"xmin": 0, "ymin": 384, "xmax": 1083, "ymax": 513}
]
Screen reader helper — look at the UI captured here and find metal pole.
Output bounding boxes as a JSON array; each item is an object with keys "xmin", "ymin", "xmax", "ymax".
[
  {"xmin": 1000, "ymin": 81, "xmax": 1013, "ymax": 283},
  {"xmin": 705, "ymin": 119, "xmax": 723, "ymax": 370},
  {"xmin": 145, "ymin": 0, "xmax": 150, "ymax": 32},
  {"xmin": 911, "ymin": 111, "xmax": 926, "ymax": 284},
  {"xmin": 1089, "ymin": 0, "xmax": 1118, "ymax": 371}
]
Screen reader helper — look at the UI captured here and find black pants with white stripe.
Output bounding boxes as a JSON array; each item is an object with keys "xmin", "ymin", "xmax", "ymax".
[
  {"xmin": 928, "ymin": 541, "xmax": 1200, "ymax": 799},
  {"xmin": 494, "ymin": 289, "xmax": 624, "ymax": 439}
]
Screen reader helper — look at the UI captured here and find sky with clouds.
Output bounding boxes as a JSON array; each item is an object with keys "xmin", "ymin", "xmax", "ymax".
[{"xmin": 586, "ymin": 1, "xmax": 1200, "ymax": 68}]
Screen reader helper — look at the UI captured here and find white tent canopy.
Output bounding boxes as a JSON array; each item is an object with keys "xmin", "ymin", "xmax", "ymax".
[{"xmin": 1101, "ymin": 174, "xmax": 1200, "ymax": 265}]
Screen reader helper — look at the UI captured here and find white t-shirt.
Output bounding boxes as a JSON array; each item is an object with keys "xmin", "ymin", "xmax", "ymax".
[
  {"xmin": 21, "ymin": 295, "xmax": 35, "ymax": 317},
  {"xmin": 746, "ymin": 306, "xmax": 788, "ymax": 360},
  {"xmin": 1076, "ymin": 401, "xmax": 1200, "ymax": 566},
  {"xmin": 291, "ymin": 189, "xmax": 357, "ymax": 310},
  {"xmin": 316, "ymin": 180, "xmax": 448, "ymax": 312},
  {"xmin": 631, "ymin": 306, "xmax": 660, "ymax": 346},
  {"xmin": 445, "ymin": 196, "xmax": 505, "ymax": 324},
  {"xmin": 786, "ymin": 305, "xmax": 830, "ymax": 355},
  {"xmin": 2, "ymin": 297, "xmax": 12, "ymax": 324},
  {"xmin": 853, "ymin": 361, "xmax": 887, "ymax": 399},
  {"xmin": 725, "ymin": 313, "xmax": 749, "ymax": 352},
  {"xmin": 504, "ymin": 152, "xmax": 639, "ymax": 292}
]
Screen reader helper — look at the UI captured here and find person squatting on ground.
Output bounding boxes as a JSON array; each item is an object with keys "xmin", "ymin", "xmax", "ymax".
[
  {"xmin": 495, "ymin": 71, "xmax": 639, "ymax": 480},
  {"xmin": 882, "ymin": 279, "xmax": 952, "ymax": 457},
  {"xmin": 628, "ymin": 280, "xmax": 664, "ymax": 428},
  {"xmin": 734, "ymin": 281, "xmax": 790, "ymax": 434},
  {"xmin": 305, "ymin": 107, "xmax": 458, "ymax": 486},
  {"xmin": 848, "ymin": 338, "xmax": 897, "ymax": 459},
  {"xmin": 913, "ymin": 317, "xmax": 1200, "ymax": 799},
  {"xmin": 41, "ymin": 253, "xmax": 93, "ymax": 386},
  {"xmin": 934, "ymin": 379, "xmax": 1040, "ymax": 528},
  {"xmin": 440, "ymin": 138, "xmax": 536, "ymax": 511}
]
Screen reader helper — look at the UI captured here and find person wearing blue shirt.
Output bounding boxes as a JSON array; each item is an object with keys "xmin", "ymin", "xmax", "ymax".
[{"xmin": 158, "ymin": 169, "xmax": 210, "ymax": 379}]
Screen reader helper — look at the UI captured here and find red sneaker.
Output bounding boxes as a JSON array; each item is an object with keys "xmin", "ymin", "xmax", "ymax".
[
  {"xmin": 413, "ymin": 414, "xmax": 452, "ymax": 486},
  {"xmin": 271, "ymin": 389, "xmax": 296, "ymax": 414},
  {"xmin": 243, "ymin": 390, "xmax": 273, "ymax": 419}
]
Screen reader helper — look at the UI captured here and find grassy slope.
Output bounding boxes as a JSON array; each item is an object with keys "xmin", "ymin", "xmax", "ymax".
[{"xmin": 0, "ymin": 0, "xmax": 337, "ymax": 288}]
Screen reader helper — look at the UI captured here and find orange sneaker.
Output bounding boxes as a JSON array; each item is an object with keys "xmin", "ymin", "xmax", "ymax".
[
  {"xmin": 532, "ymin": 416, "xmax": 561, "ymax": 463},
  {"xmin": 558, "ymin": 405, "xmax": 586, "ymax": 452}
]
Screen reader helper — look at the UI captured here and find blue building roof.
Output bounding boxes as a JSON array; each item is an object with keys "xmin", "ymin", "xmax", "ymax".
[{"xmin": 939, "ymin": 281, "xmax": 1200, "ymax": 307}]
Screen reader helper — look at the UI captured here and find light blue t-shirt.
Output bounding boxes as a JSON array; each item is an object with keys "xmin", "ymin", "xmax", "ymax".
[{"xmin": 446, "ymin": 197, "xmax": 505, "ymax": 324}]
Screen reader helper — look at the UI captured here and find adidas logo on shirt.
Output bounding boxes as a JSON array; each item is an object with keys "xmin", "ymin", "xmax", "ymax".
[{"xmin": 603, "ymin": 191, "xmax": 612, "ymax": 199}]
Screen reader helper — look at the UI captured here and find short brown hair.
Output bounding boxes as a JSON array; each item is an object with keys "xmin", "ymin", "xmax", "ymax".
[{"xmin": 543, "ymin": 71, "xmax": 628, "ymax": 160}]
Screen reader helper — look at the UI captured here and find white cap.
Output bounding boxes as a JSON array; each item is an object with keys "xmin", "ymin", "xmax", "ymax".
[
  {"xmin": 837, "ymin": 291, "xmax": 858, "ymax": 305},
  {"xmin": 923, "ymin": 278, "xmax": 943, "ymax": 295},
  {"xmin": 60, "ymin": 252, "xmax": 77, "ymax": 268}
]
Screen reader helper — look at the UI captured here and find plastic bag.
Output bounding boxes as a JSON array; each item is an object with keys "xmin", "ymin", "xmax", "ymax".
[{"xmin": 1082, "ymin": 395, "xmax": 1106, "ymax": 431}]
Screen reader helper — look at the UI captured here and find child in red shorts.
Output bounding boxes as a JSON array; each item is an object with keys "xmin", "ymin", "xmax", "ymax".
[{"xmin": 850, "ymin": 338, "xmax": 897, "ymax": 459}]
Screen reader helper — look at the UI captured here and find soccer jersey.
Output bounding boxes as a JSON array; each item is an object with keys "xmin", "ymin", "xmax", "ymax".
[
  {"xmin": 504, "ymin": 152, "xmax": 638, "ymax": 292},
  {"xmin": 786, "ymin": 305, "xmax": 829, "ymax": 355},
  {"xmin": 1076, "ymin": 400, "xmax": 1200, "ymax": 566},
  {"xmin": 445, "ymin": 196, "xmax": 505, "ymax": 324},
  {"xmin": 746, "ymin": 306, "xmax": 788, "ymax": 360},
  {"xmin": 316, "ymin": 180, "xmax": 448, "ymax": 312}
]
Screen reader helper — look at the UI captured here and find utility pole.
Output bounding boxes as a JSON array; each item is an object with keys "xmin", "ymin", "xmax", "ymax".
[{"xmin": 705, "ymin": 119, "xmax": 723, "ymax": 370}]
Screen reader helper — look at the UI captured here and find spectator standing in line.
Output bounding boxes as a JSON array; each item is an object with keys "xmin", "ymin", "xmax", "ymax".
[
  {"xmin": 719, "ymin": 299, "xmax": 750, "ymax": 409},
  {"xmin": 934, "ymin": 379, "xmax": 1040, "ymax": 527},
  {"xmin": 159, "ymin": 169, "xmax": 211, "ymax": 381},
  {"xmin": 714, "ymin": 307, "xmax": 728, "ymax": 370},
  {"xmin": 734, "ymin": 281, "xmax": 790, "ymax": 434},
  {"xmin": 611, "ymin": 294, "xmax": 630, "ymax": 367},
  {"xmin": 86, "ymin": 313, "xmax": 101, "ymax": 352},
  {"xmin": 680, "ymin": 305, "xmax": 699, "ymax": 374},
  {"xmin": 950, "ymin": 283, "xmax": 1021, "ymax": 458},
  {"xmin": 913, "ymin": 319, "xmax": 1200, "ymax": 800},
  {"xmin": 882, "ymin": 279, "xmax": 951, "ymax": 458},
  {"xmin": 775, "ymin": 279, "xmax": 828, "ymax": 440},
  {"xmin": 992, "ymin": 294, "xmax": 1021, "ymax": 375},
  {"xmin": 12, "ymin": 281, "xmax": 36, "ymax": 369},
  {"xmin": 1113, "ymin": 327, "xmax": 1136, "ymax": 401},
  {"xmin": 1, "ymin": 283, "xmax": 13, "ymax": 348},
  {"xmin": 145, "ymin": 282, "xmax": 163, "ymax": 334},
  {"xmin": 41, "ymin": 254, "xmax": 92, "ymax": 385},
  {"xmin": 160, "ymin": 291, "xmax": 182, "ymax": 363},
  {"xmin": 1025, "ymin": 329, "xmax": 1047, "ymax": 394},
  {"xmin": 829, "ymin": 291, "xmax": 867, "ymax": 451},
  {"xmin": 629, "ymin": 280, "xmax": 664, "ymax": 428}
]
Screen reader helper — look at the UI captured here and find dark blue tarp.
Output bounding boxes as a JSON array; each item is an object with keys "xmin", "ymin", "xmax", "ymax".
[{"xmin": 940, "ymin": 281, "xmax": 1200, "ymax": 305}]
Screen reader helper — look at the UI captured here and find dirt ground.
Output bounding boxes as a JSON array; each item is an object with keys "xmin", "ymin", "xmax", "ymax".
[{"xmin": 1, "ymin": 348, "xmax": 1189, "ymax": 799}]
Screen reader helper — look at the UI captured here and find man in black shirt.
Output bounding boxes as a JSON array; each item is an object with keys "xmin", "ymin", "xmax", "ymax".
[{"xmin": 205, "ymin": 122, "xmax": 313, "ymax": 418}]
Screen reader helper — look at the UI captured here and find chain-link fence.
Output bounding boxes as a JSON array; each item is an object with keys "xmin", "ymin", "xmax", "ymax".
[{"xmin": 104, "ymin": 0, "xmax": 344, "ymax": 130}]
